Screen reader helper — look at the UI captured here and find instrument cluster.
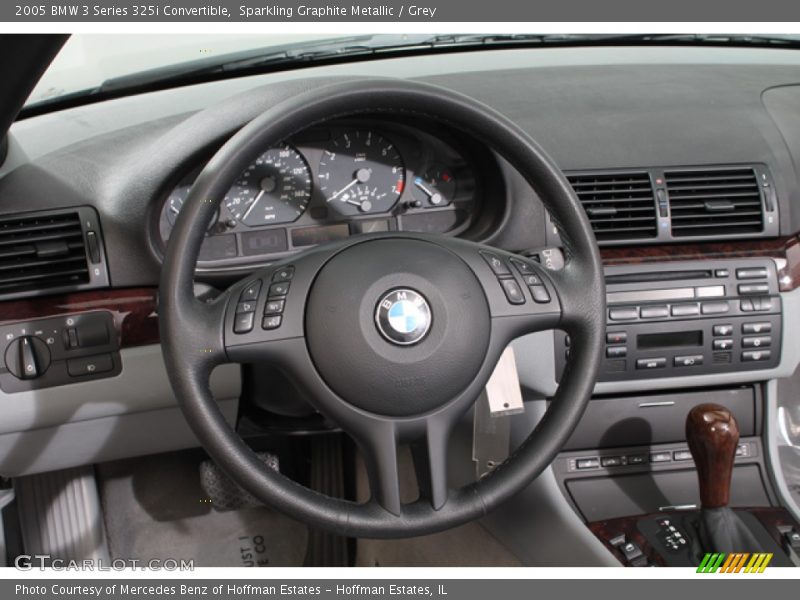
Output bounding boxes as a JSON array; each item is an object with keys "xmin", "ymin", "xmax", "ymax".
[{"xmin": 157, "ymin": 119, "xmax": 488, "ymax": 269}]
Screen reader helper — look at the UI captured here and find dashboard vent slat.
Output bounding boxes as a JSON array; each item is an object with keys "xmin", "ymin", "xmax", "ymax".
[
  {"xmin": 0, "ymin": 212, "xmax": 90, "ymax": 296},
  {"xmin": 566, "ymin": 172, "xmax": 658, "ymax": 242},
  {"xmin": 665, "ymin": 168, "xmax": 764, "ymax": 237}
]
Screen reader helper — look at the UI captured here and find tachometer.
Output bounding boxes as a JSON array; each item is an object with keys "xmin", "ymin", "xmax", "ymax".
[
  {"xmin": 318, "ymin": 130, "xmax": 405, "ymax": 215},
  {"xmin": 224, "ymin": 145, "xmax": 312, "ymax": 226}
]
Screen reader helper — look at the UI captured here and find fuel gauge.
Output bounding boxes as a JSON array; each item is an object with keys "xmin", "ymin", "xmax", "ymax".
[{"xmin": 412, "ymin": 165, "xmax": 456, "ymax": 208}]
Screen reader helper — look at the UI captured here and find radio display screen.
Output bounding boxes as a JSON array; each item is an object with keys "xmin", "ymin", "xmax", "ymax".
[{"xmin": 637, "ymin": 330, "xmax": 703, "ymax": 350}]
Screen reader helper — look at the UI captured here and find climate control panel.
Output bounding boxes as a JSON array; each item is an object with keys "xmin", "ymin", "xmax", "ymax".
[{"xmin": 0, "ymin": 311, "xmax": 120, "ymax": 393}]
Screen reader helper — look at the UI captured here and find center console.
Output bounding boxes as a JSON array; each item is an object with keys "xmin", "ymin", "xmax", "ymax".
[{"xmin": 549, "ymin": 257, "xmax": 799, "ymax": 566}]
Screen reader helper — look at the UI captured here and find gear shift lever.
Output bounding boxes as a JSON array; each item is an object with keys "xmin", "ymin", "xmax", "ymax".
[
  {"xmin": 685, "ymin": 403, "xmax": 739, "ymax": 509},
  {"xmin": 685, "ymin": 403, "xmax": 762, "ymax": 553}
]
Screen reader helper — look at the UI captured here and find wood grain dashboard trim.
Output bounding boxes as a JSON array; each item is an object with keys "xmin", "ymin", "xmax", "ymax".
[
  {"xmin": 0, "ymin": 288, "xmax": 158, "ymax": 349},
  {"xmin": 600, "ymin": 234, "xmax": 800, "ymax": 292}
]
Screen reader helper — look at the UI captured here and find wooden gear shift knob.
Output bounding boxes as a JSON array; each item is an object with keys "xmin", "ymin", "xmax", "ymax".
[{"xmin": 685, "ymin": 403, "xmax": 740, "ymax": 509}]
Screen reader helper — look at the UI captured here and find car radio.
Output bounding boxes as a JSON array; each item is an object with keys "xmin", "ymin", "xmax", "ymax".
[{"xmin": 554, "ymin": 259, "xmax": 782, "ymax": 381}]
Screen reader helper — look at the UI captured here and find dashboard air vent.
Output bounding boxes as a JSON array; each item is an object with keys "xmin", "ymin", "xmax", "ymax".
[
  {"xmin": 566, "ymin": 172, "xmax": 658, "ymax": 242},
  {"xmin": 0, "ymin": 211, "xmax": 90, "ymax": 296},
  {"xmin": 665, "ymin": 168, "xmax": 764, "ymax": 237}
]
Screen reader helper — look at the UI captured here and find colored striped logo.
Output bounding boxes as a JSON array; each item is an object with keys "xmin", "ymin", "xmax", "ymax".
[{"xmin": 697, "ymin": 553, "xmax": 773, "ymax": 573}]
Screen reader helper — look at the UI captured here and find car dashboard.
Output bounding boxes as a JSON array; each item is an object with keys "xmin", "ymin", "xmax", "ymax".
[{"xmin": 1, "ymin": 44, "xmax": 800, "ymax": 566}]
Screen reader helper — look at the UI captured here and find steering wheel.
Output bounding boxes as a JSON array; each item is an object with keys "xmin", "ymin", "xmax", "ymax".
[{"xmin": 160, "ymin": 79, "xmax": 605, "ymax": 538}]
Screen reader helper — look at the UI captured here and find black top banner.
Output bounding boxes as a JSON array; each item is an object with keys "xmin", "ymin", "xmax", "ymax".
[{"xmin": 4, "ymin": 0, "xmax": 800, "ymax": 22}]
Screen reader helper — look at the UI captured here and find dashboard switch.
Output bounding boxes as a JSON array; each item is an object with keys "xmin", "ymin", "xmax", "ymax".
[
  {"xmin": 742, "ymin": 322, "xmax": 771, "ymax": 334},
  {"xmin": 529, "ymin": 285, "xmax": 550, "ymax": 304},
  {"xmin": 67, "ymin": 354, "xmax": 113, "ymax": 377},
  {"xmin": 480, "ymin": 251, "xmax": 511, "ymax": 277},
  {"xmin": 500, "ymin": 279, "xmax": 526, "ymax": 305},
  {"xmin": 268, "ymin": 282, "xmax": 290, "ymax": 297},
  {"xmin": 86, "ymin": 231, "xmax": 101, "ymax": 263},
  {"xmin": 272, "ymin": 266, "xmax": 295, "ymax": 282},
  {"xmin": 637, "ymin": 357, "xmax": 666, "ymax": 370},
  {"xmin": 742, "ymin": 350, "xmax": 771, "ymax": 362},
  {"xmin": 609, "ymin": 308, "xmax": 638, "ymax": 321},
  {"xmin": 4, "ymin": 336, "xmax": 51, "ymax": 380},
  {"xmin": 263, "ymin": 300, "xmax": 284, "ymax": 315},
  {"xmin": 240, "ymin": 281, "xmax": 262, "ymax": 302},
  {"xmin": 233, "ymin": 313, "xmax": 255, "ymax": 334},
  {"xmin": 262, "ymin": 316, "xmax": 282, "ymax": 330}
]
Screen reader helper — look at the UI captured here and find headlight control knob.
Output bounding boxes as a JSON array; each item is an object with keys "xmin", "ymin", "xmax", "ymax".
[{"xmin": 4, "ymin": 336, "xmax": 51, "ymax": 380}]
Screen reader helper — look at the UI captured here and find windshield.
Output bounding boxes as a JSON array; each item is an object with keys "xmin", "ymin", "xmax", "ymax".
[
  {"xmin": 27, "ymin": 34, "xmax": 334, "ymax": 106},
  {"xmin": 27, "ymin": 33, "xmax": 800, "ymax": 109}
]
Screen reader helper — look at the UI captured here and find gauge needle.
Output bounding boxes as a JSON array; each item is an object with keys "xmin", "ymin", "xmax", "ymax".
[
  {"xmin": 414, "ymin": 178, "xmax": 435, "ymax": 197},
  {"xmin": 242, "ymin": 190, "xmax": 265, "ymax": 220},
  {"xmin": 328, "ymin": 178, "xmax": 359, "ymax": 202}
]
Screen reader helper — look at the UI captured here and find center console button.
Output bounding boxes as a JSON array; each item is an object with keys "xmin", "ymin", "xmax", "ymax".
[
  {"xmin": 640, "ymin": 306, "xmax": 669, "ymax": 319},
  {"xmin": 649, "ymin": 451, "xmax": 672, "ymax": 463},
  {"xmin": 601, "ymin": 456, "xmax": 623, "ymax": 467},
  {"xmin": 742, "ymin": 350, "xmax": 771, "ymax": 362},
  {"xmin": 701, "ymin": 301, "xmax": 730, "ymax": 315},
  {"xmin": 736, "ymin": 267, "xmax": 768, "ymax": 280},
  {"xmin": 606, "ymin": 332, "xmax": 628, "ymax": 344},
  {"xmin": 742, "ymin": 322, "xmax": 771, "ymax": 334},
  {"xmin": 674, "ymin": 354, "xmax": 703, "ymax": 367},
  {"xmin": 673, "ymin": 450, "xmax": 693, "ymax": 461},
  {"xmin": 636, "ymin": 357, "xmax": 666, "ymax": 370},
  {"xmin": 713, "ymin": 338, "xmax": 734, "ymax": 351},
  {"xmin": 606, "ymin": 346, "xmax": 627, "ymax": 358},
  {"xmin": 738, "ymin": 283, "xmax": 769, "ymax": 295},
  {"xmin": 742, "ymin": 336, "xmax": 771, "ymax": 348},
  {"xmin": 713, "ymin": 324, "xmax": 733, "ymax": 336},
  {"xmin": 576, "ymin": 458, "xmax": 599, "ymax": 469},
  {"xmin": 609, "ymin": 308, "xmax": 638, "ymax": 321},
  {"xmin": 670, "ymin": 303, "xmax": 699, "ymax": 317}
]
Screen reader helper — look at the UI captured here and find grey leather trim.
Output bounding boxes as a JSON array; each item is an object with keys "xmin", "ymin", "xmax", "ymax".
[
  {"xmin": 0, "ymin": 345, "xmax": 241, "ymax": 435},
  {"xmin": 479, "ymin": 397, "xmax": 618, "ymax": 566},
  {"xmin": 0, "ymin": 400, "xmax": 238, "ymax": 477}
]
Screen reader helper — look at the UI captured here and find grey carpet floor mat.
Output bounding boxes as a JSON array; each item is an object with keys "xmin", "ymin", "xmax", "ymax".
[{"xmin": 96, "ymin": 450, "xmax": 308, "ymax": 567}]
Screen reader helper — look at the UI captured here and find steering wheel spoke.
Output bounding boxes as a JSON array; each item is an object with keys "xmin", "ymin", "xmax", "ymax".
[{"xmin": 410, "ymin": 418, "xmax": 452, "ymax": 510}]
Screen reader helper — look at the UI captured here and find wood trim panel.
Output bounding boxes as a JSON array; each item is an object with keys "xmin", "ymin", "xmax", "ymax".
[
  {"xmin": 600, "ymin": 234, "xmax": 800, "ymax": 292},
  {"xmin": 0, "ymin": 287, "xmax": 158, "ymax": 348},
  {"xmin": 588, "ymin": 507, "xmax": 798, "ymax": 567}
]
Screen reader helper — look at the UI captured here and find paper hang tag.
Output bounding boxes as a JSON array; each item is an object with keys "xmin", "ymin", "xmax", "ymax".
[
  {"xmin": 484, "ymin": 346, "xmax": 525, "ymax": 417},
  {"xmin": 472, "ymin": 347, "xmax": 525, "ymax": 479}
]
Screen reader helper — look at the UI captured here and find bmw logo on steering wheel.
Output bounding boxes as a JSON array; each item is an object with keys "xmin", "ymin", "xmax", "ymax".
[{"xmin": 375, "ymin": 289, "xmax": 432, "ymax": 346}]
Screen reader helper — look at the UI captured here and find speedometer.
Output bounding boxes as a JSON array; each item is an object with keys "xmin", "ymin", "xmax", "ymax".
[
  {"xmin": 318, "ymin": 130, "xmax": 405, "ymax": 216},
  {"xmin": 224, "ymin": 145, "xmax": 312, "ymax": 226}
]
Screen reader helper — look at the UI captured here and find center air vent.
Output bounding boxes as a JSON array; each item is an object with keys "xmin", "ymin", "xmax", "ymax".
[
  {"xmin": 665, "ymin": 168, "xmax": 764, "ymax": 237},
  {"xmin": 566, "ymin": 172, "xmax": 658, "ymax": 242},
  {"xmin": 0, "ymin": 211, "xmax": 91, "ymax": 297}
]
